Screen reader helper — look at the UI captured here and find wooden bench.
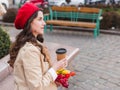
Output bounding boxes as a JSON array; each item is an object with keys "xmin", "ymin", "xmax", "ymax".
[{"xmin": 44, "ymin": 6, "xmax": 102, "ymax": 38}]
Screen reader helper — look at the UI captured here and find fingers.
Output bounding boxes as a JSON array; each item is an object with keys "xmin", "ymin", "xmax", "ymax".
[
  {"xmin": 53, "ymin": 58, "xmax": 68, "ymax": 71},
  {"xmin": 64, "ymin": 61, "xmax": 68, "ymax": 67},
  {"xmin": 61, "ymin": 58, "xmax": 68, "ymax": 68}
]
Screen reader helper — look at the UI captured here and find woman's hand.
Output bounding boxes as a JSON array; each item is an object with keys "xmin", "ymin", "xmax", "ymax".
[
  {"xmin": 52, "ymin": 58, "xmax": 68, "ymax": 71},
  {"xmin": 55, "ymin": 81, "xmax": 61, "ymax": 87}
]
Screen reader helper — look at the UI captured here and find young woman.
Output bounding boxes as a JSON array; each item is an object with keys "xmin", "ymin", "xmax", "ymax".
[{"xmin": 8, "ymin": 3, "xmax": 67, "ymax": 90}]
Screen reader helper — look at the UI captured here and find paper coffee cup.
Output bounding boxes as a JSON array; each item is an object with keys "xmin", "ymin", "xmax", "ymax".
[{"xmin": 56, "ymin": 48, "xmax": 67, "ymax": 61}]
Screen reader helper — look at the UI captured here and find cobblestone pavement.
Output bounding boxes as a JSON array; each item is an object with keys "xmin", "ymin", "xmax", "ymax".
[{"xmin": 4, "ymin": 26, "xmax": 120, "ymax": 90}]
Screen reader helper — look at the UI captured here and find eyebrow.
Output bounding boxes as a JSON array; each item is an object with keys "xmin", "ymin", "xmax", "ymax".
[{"xmin": 36, "ymin": 16, "xmax": 42, "ymax": 19}]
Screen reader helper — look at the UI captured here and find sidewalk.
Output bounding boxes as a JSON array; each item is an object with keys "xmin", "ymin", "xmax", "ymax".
[
  {"xmin": 1, "ymin": 26, "xmax": 120, "ymax": 90},
  {"xmin": 44, "ymin": 30, "xmax": 120, "ymax": 90}
]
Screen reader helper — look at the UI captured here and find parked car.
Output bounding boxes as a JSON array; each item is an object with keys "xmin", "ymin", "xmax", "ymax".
[
  {"xmin": 89, "ymin": 0, "xmax": 106, "ymax": 4},
  {"xmin": 68, "ymin": 0, "xmax": 85, "ymax": 6},
  {"xmin": 88, "ymin": 0, "xmax": 119, "ymax": 5},
  {"xmin": 19, "ymin": 0, "xmax": 48, "ymax": 8},
  {"xmin": 48, "ymin": 0, "xmax": 85, "ymax": 6},
  {"xmin": 28, "ymin": 0, "xmax": 48, "ymax": 8},
  {"xmin": 114, "ymin": 0, "xmax": 120, "ymax": 4},
  {"xmin": 0, "ymin": 0, "xmax": 9, "ymax": 10}
]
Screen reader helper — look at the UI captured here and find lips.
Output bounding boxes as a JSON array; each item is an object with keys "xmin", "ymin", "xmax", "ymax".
[
  {"xmin": 41, "ymin": 26, "xmax": 44, "ymax": 29},
  {"xmin": 41, "ymin": 28, "xmax": 43, "ymax": 29}
]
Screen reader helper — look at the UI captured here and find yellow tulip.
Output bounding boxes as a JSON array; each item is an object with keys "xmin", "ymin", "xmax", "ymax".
[
  {"xmin": 57, "ymin": 68, "xmax": 64, "ymax": 74},
  {"xmin": 62, "ymin": 69, "xmax": 70, "ymax": 74}
]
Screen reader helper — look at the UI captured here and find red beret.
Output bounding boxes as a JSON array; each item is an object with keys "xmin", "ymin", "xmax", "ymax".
[{"xmin": 14, "ymin": 3, "xmax": 40, "ymax": 29}]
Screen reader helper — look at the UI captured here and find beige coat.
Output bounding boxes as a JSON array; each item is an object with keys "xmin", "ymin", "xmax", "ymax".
[{"xmin": 14, "ymin": 42, "xmax": 57, "ymax": 90}]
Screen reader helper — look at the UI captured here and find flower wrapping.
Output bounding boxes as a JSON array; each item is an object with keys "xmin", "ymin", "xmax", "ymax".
[{"xmin": 55, "ymin": 68, "xmax": 76, "ymax": 88}]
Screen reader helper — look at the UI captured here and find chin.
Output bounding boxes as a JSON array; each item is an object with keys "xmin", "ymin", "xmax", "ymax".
[{"xmin": 39, "ymin": 32, "xmax": 44, "ymax": 35}]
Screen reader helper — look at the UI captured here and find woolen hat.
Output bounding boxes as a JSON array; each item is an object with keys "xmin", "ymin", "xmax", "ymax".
[{"xmin": 14, "ymin": 3, "xmax": 40, "ymax": 29}]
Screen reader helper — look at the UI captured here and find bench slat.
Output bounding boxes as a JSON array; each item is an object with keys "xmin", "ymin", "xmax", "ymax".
[
  {"xmin": 53, "ymin": 12, "xmax": 99, "ymax": 21},
  {"xmin": 52, "ymin": 6, "xmax": 100, "ymax": 13},
  {"xmin": 52, "ymin": 6, "xmax": 78, "ymax": 12},
  {"xmin": 78, "ymin": 7, "xmax": 100, "ymax": 13},
  {"xmin": 46, "ymin": 20, "xmax": 96, "ymax": 28},
  {"xmin": 51, "ymin": 7, "xmax": 100, "ymax": 21},
  {"xmin": 53, "ymin": 11, "xmax": 72, "ymax": 19},
  {"xmin": 76, "ymin": 13, "xmax": 98, "ymax": 20}
]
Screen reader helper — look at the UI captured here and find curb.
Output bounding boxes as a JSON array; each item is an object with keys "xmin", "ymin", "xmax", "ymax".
[
  {"xmin": 0, "ymin": 37, "xmax": 15, "ymax": 82},
  {"xmin": 0, "ymin": 22, "xmax": 14, "ymax": 26},
  {"xmin": 100, "ymin": 29, "xmax": 120, "ymax": 35},
  {"xmin": 0, "ymin": 55, "xmax": 12, "ymax": 82},
  {"xmin": 49, "ymin": 26, "xmax": 120, "ymax": 36},
  {"xmin": 0, "ymin": 63, "xmax": 10, "ymax": 82}
]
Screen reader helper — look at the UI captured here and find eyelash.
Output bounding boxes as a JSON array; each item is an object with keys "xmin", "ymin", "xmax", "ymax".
[{"xmin": 38, "ymin": 18, "xmax": 43, "ymax": 21}]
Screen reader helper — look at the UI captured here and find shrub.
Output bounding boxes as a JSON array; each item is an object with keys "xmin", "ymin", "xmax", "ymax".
[
  {"xmin": 82, "ymin": 4, "xmax": 120, "ymax": 29},
  {"xmin": 0, "ymin": 27, "xmax": 11, "ymax": 59},
  {"xmin": 100, "ymin": 11, "xmax": 120, "ymax": 29},
  {"xmin": 2, "ymin": 8, "xmax": 18, "ymax": 23}
]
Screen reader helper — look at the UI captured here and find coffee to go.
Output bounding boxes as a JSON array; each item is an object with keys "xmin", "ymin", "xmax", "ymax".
[{"xmin": 56, "ymin": 48, "xmax": 67, "ymax": 61}]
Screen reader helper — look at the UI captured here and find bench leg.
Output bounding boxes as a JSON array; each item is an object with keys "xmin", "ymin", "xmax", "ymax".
[
  {"xmin": 97, "ymin": 25, "xmax": 100, "ymax": 36},
  {"xmin": 97, "ymin": 26, "xmax": 100, "ymax": 36},
  {"xmin": 50, "ymin": 25, "xmax": 53, "ymax": 31},
  {"xmin": 94, "ymin": 29, "xmax": 98, "ymax": 38},
  {"xmin": 97, "ymin": 29, "xmax": 100, "ymax": 36}
]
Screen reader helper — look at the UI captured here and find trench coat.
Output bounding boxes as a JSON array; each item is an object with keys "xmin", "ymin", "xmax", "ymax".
[{"xmin": 14, "ymin": 42, "xmax": 57, "ymax": 90}]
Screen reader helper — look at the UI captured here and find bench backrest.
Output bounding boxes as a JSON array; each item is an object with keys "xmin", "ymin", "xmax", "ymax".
[{"xmin": 49, "ymin": 6, "xmax": 102, "ymax": 22}]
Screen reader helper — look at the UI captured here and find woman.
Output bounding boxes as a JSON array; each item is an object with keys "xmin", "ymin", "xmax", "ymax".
[{"xmin": 8, "ymin": 3, "xmax": 67, "ymax": 90}]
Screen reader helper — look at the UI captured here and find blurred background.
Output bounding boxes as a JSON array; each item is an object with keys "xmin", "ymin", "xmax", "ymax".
[{"xmin": 1, "ymin": 0, "xmax": 120, "ymax": 30}]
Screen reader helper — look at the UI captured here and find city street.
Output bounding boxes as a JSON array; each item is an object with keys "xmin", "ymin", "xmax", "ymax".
[{"xmin": 1, "ymin": 0, "xmax": 120, "ymax": 89}]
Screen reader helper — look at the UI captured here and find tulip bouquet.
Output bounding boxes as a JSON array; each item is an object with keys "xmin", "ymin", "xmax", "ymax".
[{"xmin": 55, "ymin": 68, "xmax": 76, "ymax": 88}]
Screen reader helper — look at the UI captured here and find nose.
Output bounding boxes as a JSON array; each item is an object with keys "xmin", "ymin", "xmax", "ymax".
[{"xmin": 43, "ymin": 20, "xmax": 46, "ymax": 26}]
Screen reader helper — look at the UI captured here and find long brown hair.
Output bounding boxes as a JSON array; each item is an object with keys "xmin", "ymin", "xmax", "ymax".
[{"xmin": 8, "ymin": 10, "xmax": 52, "ymax": 68}]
